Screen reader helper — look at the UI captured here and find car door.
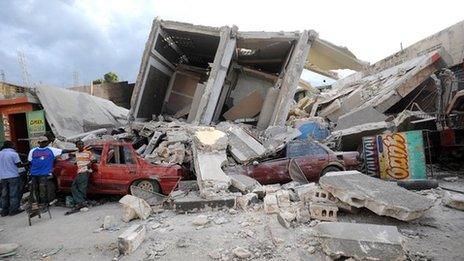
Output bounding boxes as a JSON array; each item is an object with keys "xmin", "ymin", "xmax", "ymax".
[
  {"xmin": 86, "ymin": 146, "xmax": 103, "ymax": 194},
  {"xmin": 98, "ymin": 144, "xmax": 138, "ymax": 193}
]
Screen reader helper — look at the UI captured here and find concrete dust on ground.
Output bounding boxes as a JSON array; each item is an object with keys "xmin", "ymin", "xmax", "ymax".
[{"xmin": 1, "ymin": 178, "xmax": 464, "ymax": 261}]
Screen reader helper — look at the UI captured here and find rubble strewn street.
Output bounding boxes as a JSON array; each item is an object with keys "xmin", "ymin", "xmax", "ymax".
[{"xmin": 1, "ymin": 6, "xmax": 464, "ymax": 261}]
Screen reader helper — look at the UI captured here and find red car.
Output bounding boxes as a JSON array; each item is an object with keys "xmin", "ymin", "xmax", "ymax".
[
  {"xmin": 225, "ymin": 140, "xmax": 359, "ymax": 185},
  {"xmin": 52, "ymin": 141, "xmax": 185, "ymax": 195}
]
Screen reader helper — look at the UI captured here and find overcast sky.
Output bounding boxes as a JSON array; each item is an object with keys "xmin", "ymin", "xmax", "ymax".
[{"xmin": 0, "ymin": 0, "xmax": 463, "ymax": 88}]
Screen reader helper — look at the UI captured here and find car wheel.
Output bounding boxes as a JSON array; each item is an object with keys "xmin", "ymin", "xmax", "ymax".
[
  {"xmin": 136, "ymin": 180, "xmax": 161, "ymax": 193},
  {"xmin": 321, "ymin": 166, "xmax": 342, "ymax": 176}
]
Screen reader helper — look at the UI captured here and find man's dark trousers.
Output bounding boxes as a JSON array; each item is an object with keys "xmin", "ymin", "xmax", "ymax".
[
  {"xmin": 1, "ymin": 177, "xmax": 21, "ymax": 215},
  {"xmin": 71, "ymin": 172, "xmax": 89, "ymax": 205}
]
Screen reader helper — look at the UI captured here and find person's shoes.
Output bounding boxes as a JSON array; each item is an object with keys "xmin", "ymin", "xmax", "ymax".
[
  {"xmin": 64, "ymin": 208, "xmax": 80, "ymax": 216},
  {"xmin": 8, "ymin": 209, "xmax": 24, "ymax": 216},
  {"xmin": 1, "ymin": 212, "xmax": 8, "ymax": 217}
]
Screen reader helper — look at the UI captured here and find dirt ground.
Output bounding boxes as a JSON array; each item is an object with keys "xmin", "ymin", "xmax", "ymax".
[{"xmin": 1, "ymin": 176, "xmax": 464, "ymax": 261}]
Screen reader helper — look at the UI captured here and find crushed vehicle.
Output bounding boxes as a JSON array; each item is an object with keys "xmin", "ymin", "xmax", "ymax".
[
  {"xmin": 225, "ymin": 140, "xmax": 359, "ymax": 185},
  {"xmin": 52, "ymin": 140, "xmax": 187, "ymax": 196}
]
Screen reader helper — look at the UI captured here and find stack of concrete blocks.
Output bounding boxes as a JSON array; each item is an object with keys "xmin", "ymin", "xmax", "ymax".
[{"xmin": 192, "ymin": 128, "xmax": 232, "ymax": 199}]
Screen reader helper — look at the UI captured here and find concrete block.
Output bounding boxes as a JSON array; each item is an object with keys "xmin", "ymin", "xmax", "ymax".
[
  {"xmin": 264, "ymin": 194, "xmax": 279, "ymax": 214},
  {"xmin": 314, "ymin": 222, "xmax": 405, "ymax": 260},
  {"xmin": 236, "ymin": 193, "xmax": 259, "ymax": 210},
  {"xmin": 319, "ymin": 171, "xmax": 434, "ymax": 221},
  {"xmin": 275, "ymin": 190, "xmax": 291, "ymax": 208},
  {"xmin": 118, "ymin": 224, "xmax": 146, "ymax": 255},
  {"xmin": 173, "ymin": 193, "xmax": 236, "ymax": 213},
  {"xmin": 119, "ymin": 195, "xmax": 152, "ymax": 222},
  {"xmin": 311, "ymin": 188, "xmax": 337, "ymax": 203},
  {"xmin": 443, "ymin": 191, "xmax": 464, "ymax": 210},
  {"xmin": 309, "ymin": 202, "xmax": 338, "ymax": 222}
]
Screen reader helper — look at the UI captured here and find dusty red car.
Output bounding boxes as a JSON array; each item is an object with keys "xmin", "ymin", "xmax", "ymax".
[
  {"xmin": 52, "ymin": 141, "xmax": 185, "ymax": 195},
  {"xmin": 226, "ymin": 140, "xmax": 359, "ymax": 185}
]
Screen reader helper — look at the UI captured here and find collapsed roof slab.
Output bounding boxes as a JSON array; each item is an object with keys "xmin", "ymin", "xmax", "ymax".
[
  {"xmin": 35, "ymin": 85, "xmax": 129, "ymax": 140},
  {"xmin": 319, "ymin": 50, "xmax": 449, "ymax": 129}
]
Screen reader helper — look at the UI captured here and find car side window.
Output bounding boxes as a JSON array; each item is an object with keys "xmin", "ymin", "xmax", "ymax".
[
  {"xmin": 107, "ymin": 146, "xmax": 120, "ymax": 164},
  {"xmin": 120, "ymin": 146, "xmax": 134, "ymax": 164},
  {"xmin": 310, "ymin": 143, "xmax": 328, "ymax": 156},
  {"xmin": 90, "ymin": 147, "xmax": 103, "ymax": 163}
]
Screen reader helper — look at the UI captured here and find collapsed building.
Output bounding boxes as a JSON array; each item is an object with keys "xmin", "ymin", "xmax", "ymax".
[{"xmin": 129, "ymin": 19, "xmax": 364, "ymax": 129}]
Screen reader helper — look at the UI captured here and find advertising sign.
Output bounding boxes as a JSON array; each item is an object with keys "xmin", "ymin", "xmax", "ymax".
[
  {"xmin": 363, "ymin": 130, "xmax": 426, "ymax": 180},
  {"xmin": 26, "ymin": 110, "xmax": 46, "ymax": 147}
]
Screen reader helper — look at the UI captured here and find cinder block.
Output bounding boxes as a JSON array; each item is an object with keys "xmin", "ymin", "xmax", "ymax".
[
  {"xmin": 309, "ymin": 202, "xmax": 338, "ymax": 222},
  {"xmin": 311, "ymin": 188, "xmax": 337, "ymax": 203}
]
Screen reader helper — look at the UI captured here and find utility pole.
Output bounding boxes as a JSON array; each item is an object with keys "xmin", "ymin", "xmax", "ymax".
[
  {"xmin": 0, "ymin": 70, "xmax": 5, "ymax": 82},
  {"xmin": 72, "ymin": 71, "xmax": 80, "ymax": 87},
  {"xmin": 17, "ymin": 51, "xmax": 32, "ymax": 88}
]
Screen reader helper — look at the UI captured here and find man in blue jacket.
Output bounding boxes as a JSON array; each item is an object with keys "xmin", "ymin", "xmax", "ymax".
[{"xmin": 28, "ymin": 136, "xmax": 75, "ymax": 207}]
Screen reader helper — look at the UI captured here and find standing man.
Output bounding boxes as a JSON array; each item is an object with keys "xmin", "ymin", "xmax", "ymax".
[
  {"xmin": 28, "ymin": 136, "xmax": 75, "ymax": 206},
  {"xmin": 0, "ymin": 141, "xmax": 27, "ymax": 216},
  {"xmin": 70, "ymin": 140, "xmax": 94, "ymax": 211}
]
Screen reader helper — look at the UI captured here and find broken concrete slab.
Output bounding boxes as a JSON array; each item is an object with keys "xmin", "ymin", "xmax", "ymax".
[
  {"xmin": 172, "ymin": 192, "xmax": 236, "ymax": 213},
  {"xmin": 293, "ymin": 183, "xmax": 318, "ymax": 203},
  {"xmin": 119, "ymin": 195, "xmax": 152, "ymax": 222},
  {"xmin": 118, "ymin": 224, "xmax": 146, "ymax": 255},
  {"xmin": 193, "ymin": 150, "xmax": 231, "ymax": 198},
  {"xmin": 229, "ymin": 174, "xmax": 262, "ymax": 194},
  {"xmin": 226, "ymin": 126, "xmax": 266, "ymax": 164},
  {"xmin": 35, "ymin": 85, "xmax": 128, "ymax": 140},
  {"xmin": 443, "ymin": 191, "xmax": 464, "ymax": 211},
  {"xmin": 314, "ymin": 222, "xmax": 405, "ymax": 260},
  {"xmin": 319, "ymin": 171, "xmax": 434, "ymax": 221}
]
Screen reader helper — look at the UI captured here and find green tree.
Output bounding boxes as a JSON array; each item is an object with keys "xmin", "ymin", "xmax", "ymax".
[
  {"xmin": 92, "ymin": 79, "xmax": 102, "ymax": 84},
  {"xmin": 103, "ymin": 72, "xmax": 119, "ymax": 83}
]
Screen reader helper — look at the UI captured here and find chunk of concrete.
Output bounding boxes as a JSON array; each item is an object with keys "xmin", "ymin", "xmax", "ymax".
[
  {"xmin": 319, "ymin": 171, "xmax": 434, "ymax": 221},
  {"xmin": 277, "ymin": 210, "xmax": 296, "ymax": 228},
  {"xmin": 236, "ymin": 193, "xmax": 259, "ymax": 210},
  {"xmin": 230, "ymin": 174, "xmax": 262, "ymax": 193},
  {"xmin": 194, "ymin": 129, "xmax": 228, "ymax": 151},
  {"xmin": 0, "ymin": 243, "xmax": 19, "ymax": 257},
  {"xmin": 119, "ymin": 195, "xmax": 152, "ymax": 222},
  {"xmin": 314, "ymin": 222, "xmax": 405, "ymax": 260},
  {"xmin": 118, "ymin": 224, "xmax": 146, "ymax": 255},
  {"xmin": 264, "ymin": 194, "xmax": 279, "ymax": 214},
  {"xmin": 443, "ymin": 191, "xmax": 464, "ymax": 210},
  {"xmin": 192, "ymin": 215, "xmax": 210, "ymax": 226},
  {"xmin": 227, "ymin": 126, "xmax": 266, "ymax": 164},
  {"xmin": 294, "ymin": 202, "xmax": 311, "ymax": 223}
]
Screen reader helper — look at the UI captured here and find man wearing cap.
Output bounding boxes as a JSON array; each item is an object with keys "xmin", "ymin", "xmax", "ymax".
[
  {"xmin": 28, "ymin": 136, "xmax": 75, "ymax": 205},
  {"xmin": 0, "ymin": 141, "xmax": 28, "ymax": 216}
]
